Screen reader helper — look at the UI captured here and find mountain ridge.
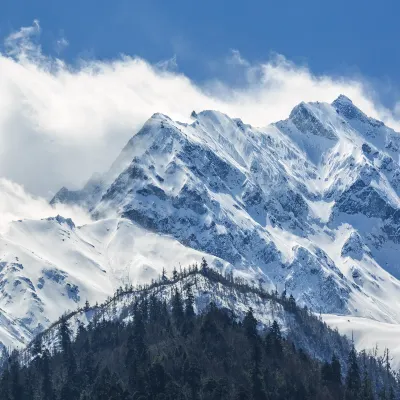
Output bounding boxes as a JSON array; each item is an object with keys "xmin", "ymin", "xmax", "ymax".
[{"xmin": 3, "ymin": 95, "xmax": 400, "ymax": 364}]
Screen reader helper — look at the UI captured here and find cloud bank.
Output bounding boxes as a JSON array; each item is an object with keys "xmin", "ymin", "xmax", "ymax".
[{"xmin": 0, "ymin": 20, "xmax": 399, "ymax": 226}]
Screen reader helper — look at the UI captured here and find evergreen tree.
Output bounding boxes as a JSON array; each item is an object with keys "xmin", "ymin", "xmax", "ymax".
[
  {"xmin": 59, "ymin": 315, "xmax": 77, "ymax": 379},
  {"xmin": 31, "ymin": 335, "xmax": 43, "ymax": 360},
  {"xmin": 288, "ymin": 294, "xmax": 296, "ymax": 312},
  {"xmin": 243, "ymin": 308, "xmax": 258, "ymax": 341},
  {"xmin": 234, "ymin": 385, "xmax": 250, "ymax": 400},
  {"xmin": 182, "ymin": 359, "xmax": 201, "ymax": 399},
  {"xmin": 41, "ymin": 350, "xmax": 54, "ymax": 400},
  {"xmin": 171, "ymin": 288, "xmax": 184, "ymax": 328},
  {"xmin": 331, "ymin": 354, "xmax": 342, "ymax": 385},
  {"xmin": 361, "ymin": 367, "xmax": 374, "ymax": 400},
  {"xmin": 345, "ymin": 347, "xmax": 361, "ymax": 400},
  {"xmin": 0, "ymin": 367, "xmax": 12, "ymax": 400},
  {"xmin": 200, "ymin": 257, "xmax": 208, "ymax": 274},
  {"xmin": 125, "ymin": 306, "xmax": 148, "ymax": 394},
  {"xmin": 266, "ymin": 320, "xmax": 283, "ymax": 356},
  {"xmin": 91, "ymin": 368, "xmax": 127, "ymax": 400},
  {"xmin": 80, "ymin": 346, "xmax": 97, "ymax": 389},
  {"xmin": 322, "ymin": 354, "xmax": 342, "ymax": 386},
  {"xmin": 161, "ymin": 267, "xmax": 168, "ymax": 282},
  {"xmin": 9, "ymin": 351, "xmax": 23, "ymax": 400},
  {"xmin": 147, "ymin": 362, "xmax": 167, "ymax": 397},
  {"xmin": 185, "ymin": 284, "xmax": 195, "ymax": 319}
]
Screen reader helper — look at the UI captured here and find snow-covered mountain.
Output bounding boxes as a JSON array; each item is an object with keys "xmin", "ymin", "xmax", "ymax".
[{"xmin": 3, "ymin": 94, "xmax": 400, "ymax": 361}]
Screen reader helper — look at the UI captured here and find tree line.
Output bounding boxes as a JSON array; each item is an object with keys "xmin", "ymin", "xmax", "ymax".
[{"xmin": 0, "ymin": 260, "xmax": 398, "ymax": 399}]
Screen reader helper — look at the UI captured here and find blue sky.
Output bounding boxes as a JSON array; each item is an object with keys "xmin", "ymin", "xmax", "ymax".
[
  {"xmin": 1, "ymin": 0, "xmax": 400, "ymax": 197},
  {"xmin": 2, "ymin": 0, "xmax": 400, "ymax": 108}
]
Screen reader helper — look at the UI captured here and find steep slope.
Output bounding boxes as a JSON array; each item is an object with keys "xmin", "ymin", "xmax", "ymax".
[{"xmin": 51, "ymin": 96, "xmax": 400, "ymax": 324}]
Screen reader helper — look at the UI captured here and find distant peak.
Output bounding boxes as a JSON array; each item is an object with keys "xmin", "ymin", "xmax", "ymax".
[
  {"xmin": 288, "ymin": 101, "xmax": 309, "ymax": 119},
  {"xmin": 197, "ymin": 109, "xmax": 227, "ymax": 119},
  {"xmin": 332, "ymin": 94, "xmax": 353, "ymax": 106},
  {"xmin": 46, "ymin": 215, "xmax": 76, "ymax": 229},
  {"xmin": 150, "ymin": 112, "xmax": 170, "ymax": 121},
  {"xmin": 332, "ymin": 94, "xmax": 361, "ymax": 118}
]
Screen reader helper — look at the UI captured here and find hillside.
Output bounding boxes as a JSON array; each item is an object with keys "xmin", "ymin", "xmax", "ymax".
[{"xmin": 2, "ymin": 268, "xmax": 397, "ymax": 400}]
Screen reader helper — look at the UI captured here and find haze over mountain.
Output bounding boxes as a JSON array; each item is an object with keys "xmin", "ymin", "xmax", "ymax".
[{"xmin": 3, "ymin": 95, "xmax": 400, "ymax": 364}]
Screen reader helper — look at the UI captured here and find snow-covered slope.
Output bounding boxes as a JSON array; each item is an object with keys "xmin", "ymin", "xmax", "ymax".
[
  {"xmin": 0, "ymin": 216, "xmax": 228, "ymax": 350},
  {"xmin": 4, "ymin": 94, "xmax": 400, "ymax": 361}
]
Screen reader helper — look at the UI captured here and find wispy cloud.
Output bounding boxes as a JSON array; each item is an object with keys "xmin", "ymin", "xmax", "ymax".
[
  {"xmin": 55, "ymin": 36, "xmax": 69, "ymax": 55},
  {"xmin": 0, "ymin": 178, "xmax": 91, "ymax": 233},
  {"xmin": 0, "ymin": 20, "xmax": 399, "ymax": 204}
]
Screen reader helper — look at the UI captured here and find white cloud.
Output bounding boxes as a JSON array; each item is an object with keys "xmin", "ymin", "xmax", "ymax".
[
  {"xmin": 55, "ymin": 37, "xmax": 69, "ymax": 55},
  {"xmin": 0, "ymin": 20, "xmax": 399, "ymax": 208},
  {"xmin": 0, "ymin": 178, "xmax": 91, "ymax": 233}
]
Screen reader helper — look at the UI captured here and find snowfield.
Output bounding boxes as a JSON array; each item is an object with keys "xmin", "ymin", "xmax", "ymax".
[{"xmin": 3, "ymin": 95, "xmax": 400, "ymax": 364}]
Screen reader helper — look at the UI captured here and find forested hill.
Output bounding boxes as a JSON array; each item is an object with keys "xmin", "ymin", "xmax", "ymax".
[{"xmin": 0, "ymin": 264, "xmax": 398, "ymax": 399}]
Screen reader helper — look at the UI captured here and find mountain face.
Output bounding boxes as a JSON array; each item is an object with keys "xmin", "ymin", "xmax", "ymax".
[{"xmin": 3, "ymin": 95, "xmax": 400, "ymax": 359}]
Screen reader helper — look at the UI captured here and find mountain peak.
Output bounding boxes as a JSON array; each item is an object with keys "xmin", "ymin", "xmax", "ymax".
[
  {"xmin": 332, "ymin": 94, "xmax": 384, "ymax": 128},
  {"xmin": 332, "ymin": 94, "xmax": 353, "ymax": 106},
  {"xmin": 287, "ymin": 101, "xmax": 338, "ymax": 140}
]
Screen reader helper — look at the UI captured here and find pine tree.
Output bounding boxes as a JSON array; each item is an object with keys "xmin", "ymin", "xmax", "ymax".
[
  {"xmin": 182, "ymin": 359, "xmax": 201, "ymax": 399},
  {"xmin": 200, "ymin": 257, "xmax": 208, "ymax": 274},
  {"xmin": 266, "ymin": 320, "xmax": 283, "ymax": 356},
  {"xmin": 59, "ymin": 316, "xmax": 79, "ymax": 400},
  {"xmin": 125, "ymin": 306, "xmax": 148, "ymax": 394},
  {"xmin": 22, "ymin": 368, "xmax": 35, "ymax": 400},
  {"xmin": 59, "ymin": 315, "xmax": 77, "ymax": 378},
  {"xmin": 288, "ymin": 294, "xmax": 296, "ymax": 312},
  {"xmin": 322, "ymin": 354, "xmax": 342, "ymax": 386},
  {"xmin": 361, "ymin": 367, "xmax": 374, "ymax": 400},
  {"xmin": 171, "ymin": 288, "xmax": 184, "ymax": 328},
  {"xmin": 185, "ymin": 285, "xmax": 195, "ymax": 319},
  {"xmin": 331, "ymin": 354, "xmax": 342, "ymax": 385},
  {"xmin": 345, "ymin": 346, "xmax": 361, "ymax": 400},
  {"xmin": 172, "ymin": 267, "xmax": 178, "ymax": 281},
  {"xmin": 148, "ymin": 362, "xmax": 167, "ymax": 397},
  {"xmin": 31, "ymin": 335, "xmax": 43, "ymax": 360},
  {"xmin": 243, "ymin": 308, "xmax": 257, "ymax": 341},
  {"xmin": 9, "ymin": 351, "xmax": 23, "ymax": 400},
  {"xmin": 41, "ymin": 349, "xmax": 54, "ymax": 400},
  {"xmin": 161, "ymin": 267, "xmax": 168, "ymax": 282},
  {"xmin": 321, "ymin": 361, "xmax": 332, "ymax": 383},
  {"xmin": 0, "ymin": 367, "xmax": 11, "ymax": 400},
  {"xmin": 91, "ymin": 368, "xmax": 127, "ymax": 400},
  {"xmin": 234, "ymin": 385, "xmax": 250, "ymax": 400}
]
